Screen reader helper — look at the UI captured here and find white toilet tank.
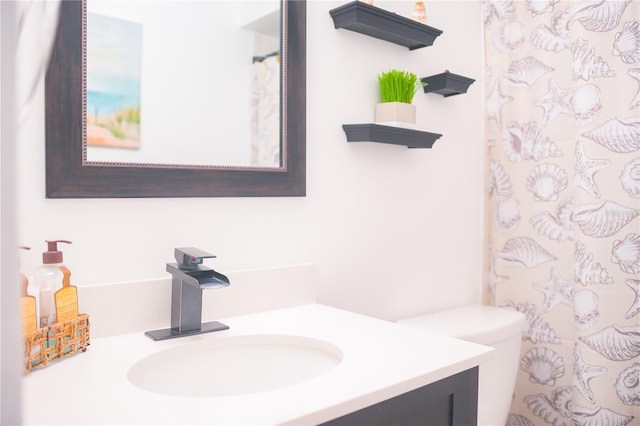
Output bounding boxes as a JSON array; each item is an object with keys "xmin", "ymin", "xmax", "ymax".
[{"xmin": 396, "ymin": 305, "xmax": 525, "ymax": 426}]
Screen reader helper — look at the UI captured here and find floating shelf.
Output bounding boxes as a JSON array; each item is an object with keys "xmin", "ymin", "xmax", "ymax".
[
  {"xmin": 422, "ymin": 72, "xmax": 475, "ymax": 97},
  {"xmin": 342, "ymin": 124, "xmax": 442, "ymax": 149},
  {"xmin": 329, "ymin": 1, "xmax": 443, "ymax": 50}
]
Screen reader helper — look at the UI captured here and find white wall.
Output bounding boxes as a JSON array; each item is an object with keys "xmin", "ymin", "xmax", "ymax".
[
  {"xmin": 1, "ymin": 3, "xmax": 23, "ymax": 424},
  {"xmin": 15, "ymin": 1, "xmax": 485, "ymax": 323},
  {"xmin": 310, "ymin": 1, "xmax": 486, "ymax": 320}
]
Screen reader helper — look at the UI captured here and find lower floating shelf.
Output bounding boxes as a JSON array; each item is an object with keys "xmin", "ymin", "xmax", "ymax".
[{"xmin": 342, "ymin": 124, "xmax": 442, "ymax": 149}]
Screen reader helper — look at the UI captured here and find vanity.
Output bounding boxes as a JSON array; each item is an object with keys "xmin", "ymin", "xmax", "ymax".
[{"xmin": 22, "ymin": 303, "xmax": 491, "ymax": 425}]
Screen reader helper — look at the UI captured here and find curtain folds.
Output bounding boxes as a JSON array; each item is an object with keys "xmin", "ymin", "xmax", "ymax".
[{"xmin": 483, "ymin": 1, "xmax": 639, "ymax": 425}]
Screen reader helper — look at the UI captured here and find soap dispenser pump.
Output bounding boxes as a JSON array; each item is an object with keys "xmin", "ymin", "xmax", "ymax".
[{"xmin": 29, "ymin": 240, "xmax": 72, "ymax": 327}]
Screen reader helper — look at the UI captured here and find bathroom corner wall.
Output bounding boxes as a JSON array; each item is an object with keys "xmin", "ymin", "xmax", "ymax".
[
  {"xmin": 310, "ymin": 1, "xmax": 486, "ymax": 320},
  {"xmin": 13, "ymin": 2, "xmax": 485, "ymax": 325}
]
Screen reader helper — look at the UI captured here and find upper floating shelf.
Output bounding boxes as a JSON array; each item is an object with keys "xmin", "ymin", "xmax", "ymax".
[{"xmin": 329, "ymin": 1, "xmax": 443, "ymax": 50}]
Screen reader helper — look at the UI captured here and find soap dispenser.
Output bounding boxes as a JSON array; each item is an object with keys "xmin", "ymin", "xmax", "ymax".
[
  {"xmin": 19, "ymin": 246, "xmax": 39, "ymax": 333},
  {"xmin": 29, "ymin": 240, "xmax": 72, "ymax": 327}
]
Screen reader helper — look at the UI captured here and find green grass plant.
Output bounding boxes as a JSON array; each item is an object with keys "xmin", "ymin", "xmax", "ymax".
[{"xmin": 378, "ymin": 69, "xmax": 426, "ymax": 104}]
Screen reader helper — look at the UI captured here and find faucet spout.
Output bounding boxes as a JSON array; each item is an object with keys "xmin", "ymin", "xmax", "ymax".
[
  {"xmin": 165, "ymin": 263, "xmax": 230, "ymax": 289},
  {"xmin": 144, "ymin": 248, "xmax": 230, "ymax": 341}
]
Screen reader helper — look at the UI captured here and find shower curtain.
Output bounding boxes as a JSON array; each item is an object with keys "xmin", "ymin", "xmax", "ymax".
[
  {"xmin": 483, "ymin": 1, "xmax": 639, "ymax": 425},
  {"xmin": 250, "ymin": 54, "xmax": 280, "ymax": 167}
]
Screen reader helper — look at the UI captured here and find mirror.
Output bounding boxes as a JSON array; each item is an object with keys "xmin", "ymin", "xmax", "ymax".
[{"xmin": 45, "ymin": 0, "xmax": 306, "ymax": 198}]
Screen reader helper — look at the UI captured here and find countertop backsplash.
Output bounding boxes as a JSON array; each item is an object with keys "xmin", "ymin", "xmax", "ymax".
[{"xmin": 78, "ymin": 264, "xmax": 317, "ymax": 338}]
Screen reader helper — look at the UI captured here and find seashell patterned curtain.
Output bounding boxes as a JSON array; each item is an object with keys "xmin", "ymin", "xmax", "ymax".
[{"xmin": 483, "ymin": 1, "xmax": 639, "ymax": 425}]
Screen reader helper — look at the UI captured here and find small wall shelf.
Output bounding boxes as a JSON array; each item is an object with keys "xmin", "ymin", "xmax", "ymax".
[
  {"xmin": 329, "ymin": 1, "xmax": 443, "ymax": 50},
  {"xmin": 422, "ymin": 72, "xmax": 475, "ymax": 97},
  {"xmin": 342, "ymin": 124, "xmax": 442, "ymax": 149}
]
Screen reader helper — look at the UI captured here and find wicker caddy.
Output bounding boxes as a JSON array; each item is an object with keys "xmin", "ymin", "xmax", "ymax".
[{"xmin": 23, "ymin": 314, "xmax": 90, "ymax": 373}]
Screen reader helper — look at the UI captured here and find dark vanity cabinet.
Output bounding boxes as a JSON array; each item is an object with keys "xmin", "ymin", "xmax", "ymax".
[{"xmin": 321, "ymin": 367, "xmax": 478, "ymax": 426}]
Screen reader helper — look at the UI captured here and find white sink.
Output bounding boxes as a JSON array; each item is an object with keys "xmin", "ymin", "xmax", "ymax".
[{"xmin": 127, "ymin": 334, "xmax": 343, "ymax": 397}]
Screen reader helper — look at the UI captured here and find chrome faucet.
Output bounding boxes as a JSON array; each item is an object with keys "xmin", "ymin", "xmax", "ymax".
[{"xmin": 145, "ymin": 247, "xmax": 230, "ymax": 341}]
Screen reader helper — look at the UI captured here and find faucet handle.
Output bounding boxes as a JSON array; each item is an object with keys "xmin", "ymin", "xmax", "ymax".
[{"xmin": 174, "ymin": 247, "xmax": 216, "ymax": 269}]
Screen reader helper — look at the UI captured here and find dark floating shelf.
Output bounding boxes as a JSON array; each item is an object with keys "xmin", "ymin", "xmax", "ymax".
[
  {"xmin": 329, "ymin": 1, "xmax": 443, "ymax": 50},
  {"xmin": 422, "ymin": 72, "xmax": 475, "ymax": 97},
  {"xmin": 342, "ymin": 124, "xmax": 442, "ymax": 149}
]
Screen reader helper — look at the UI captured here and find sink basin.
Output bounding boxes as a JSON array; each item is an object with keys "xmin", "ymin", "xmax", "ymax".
[{"xmin": 127, "ymin": 334, "xmax": 343, "ymax": 397}]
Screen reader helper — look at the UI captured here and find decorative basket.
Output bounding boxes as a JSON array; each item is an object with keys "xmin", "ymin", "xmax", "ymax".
[{"xmin": 23, "ymin": 314, "xmax": 90, "ymax": 373}]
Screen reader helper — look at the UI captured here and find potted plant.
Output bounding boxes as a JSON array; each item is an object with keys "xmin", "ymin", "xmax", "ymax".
[{"xmin": 375, "ymin": 69, "xmax": 426, "ymax": 126}]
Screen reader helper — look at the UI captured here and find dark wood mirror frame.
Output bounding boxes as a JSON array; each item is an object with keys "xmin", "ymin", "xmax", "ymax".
[{"xmin": 45, "ymin": 0, "xmax": 306, "ymax": 198}]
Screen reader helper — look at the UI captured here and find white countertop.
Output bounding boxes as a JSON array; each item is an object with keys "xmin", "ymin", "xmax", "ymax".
[{"xmin": 22, "ymin": 304, "xmax": 492, "ymax": 425}]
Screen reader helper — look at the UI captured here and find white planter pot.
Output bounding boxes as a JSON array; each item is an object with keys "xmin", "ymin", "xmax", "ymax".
[{"xmin": 375, "ymin": 102, "xmax": 416, "ymax": 127}]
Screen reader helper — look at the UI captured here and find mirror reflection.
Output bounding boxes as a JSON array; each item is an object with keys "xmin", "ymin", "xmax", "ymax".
[{"xmin": 85, "ymin": 1, "xmax": 281, "ymax": 168}]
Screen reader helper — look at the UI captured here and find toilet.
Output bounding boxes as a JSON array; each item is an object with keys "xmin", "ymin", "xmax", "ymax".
[{"xmin": 396, "ymin": 305, "xmax": 526, "ymax": 426}]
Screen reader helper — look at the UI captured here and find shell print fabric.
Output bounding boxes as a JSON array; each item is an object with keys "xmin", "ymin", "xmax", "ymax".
[
  {"xmin": 575, "ymin": 241, "xmax": 614, "ymax": 286},
  {"xmin": 614, "ymin": 363, "xmax": 640, "ymax": 406},
  {"xmin": 572, "ymin": 201, "xmax": 640, "ymax": 238},
  {"xmin": 572, "ymin": 405, "xmax": 635, "ymax": 426},
  {"xmin": 493, "ymin": 20, "xmax": 527, "ymax": 54},
  {"xmin": 489, "ymin": 263, "xmax": 510, "ymax": 293},
  {"xmin": 535, "ymin": 79, "xmax": 602, "ymax": 127},
  {"xmin": 525, "ymin": 0, "xmax": 558, "ymax": 17},
  {"xmin": 571, "ymin": 38, "xmax": 616, "ymax": 81},
  {"xmin": 619, "ymin": 157, "xmax": 640, "ymax": 198},
  {"xmin": 611, "ymin": 233, "xmax": 640, "ymax": 274},
  {"xmin": 574, "ymin": 141, "xmax": 611, "ymax": 198},
  {"xmin": 521, "ymin": 347, "xmax": 565, "ymax": 385},
  {"xmin": 573, "ymin": 343, "xmax": 608, "ymax": 404},
  {"xmin": 528, "ymin": 1, "xmax": 634, "ymax": 53},
  {"xmin": 504, "ymin": 56, "xmax": 555, "ymax": 87},
  {"xmin": 487, "ymin": 81, "xmax": 513, "ymax": 127},
  {"xmin": 497, "ymin": 236, "xmax": 557, "ymax": 268},
  {"xmin": 524, "ymin": 386, "xmax": 573, "ymax": 426},
  {"xmin": 581, "ymin": 115, "xmax": 640, "ymax": 153},
  {"xmin": 554, "ymin": 0, "xmax": 633, "ymax": 35},
  {"xmin": 529, "ymin": 199, "xmax": 639, "ymax": 241},
  {"xmin": 572, "ymin": 289, "xmax": 600, "ymax": 330},
  {"xmin": 533, "ymin": 267, "xmax": 573, "ymax": 312},
  {"xmin": 484, "ymin": 0, "xmax": 517, "ymax": 25},
  {"xmin": 579, "ymin": 325, "xmax": 640, "ymax": 362},
  {"xmin": 526, "ymin": 163, "xmax": 567, "ymax": 201},
  {"xmin": 624, "ymin": 279, "xmax": 640, "ymax": 319},
  {"xmin": 502, "ymin": 120, "xmax": 562, "ymax": 162},
  {"xmin": 628, "ymin": 69, "xmax": 640, "ymax": 109},
  {"xmin": 495, "ymin": 197, "xmax": 521, "ymax": 233},
  {"xmin": 485, "ymin": 0, "xmax": 639, "ymax": 422},
  {"xmin": 489, "ymin": 159, "xmax": 514, "ymax": 196},
  {"xmin": 531, "ymin": 23, "xmax": 571, "ymax": 52},
  {"xmin": 574, "ymin": 1, "xmax": 632, "ymax": 32},
  {"xmin": 613, "ymin": 21, "xmax": 640, "ymax": 64},
  {"xmin": 506, "ymin": 413, "xmax": 536, "ymax": 426},
  {"xmin": 530, "ymin": 199, "xmax": 575, "ymax": 242}
]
